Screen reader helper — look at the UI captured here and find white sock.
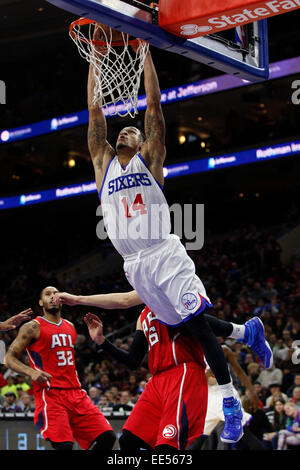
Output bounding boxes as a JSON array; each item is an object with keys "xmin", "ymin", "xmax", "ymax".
[
  {"xmin": 230, "ymin": 323, "xmax": 246, "ymax": 340},
  {"xmin": 219, "ymin": 382, "xmax": 234, "ymax": 400}
]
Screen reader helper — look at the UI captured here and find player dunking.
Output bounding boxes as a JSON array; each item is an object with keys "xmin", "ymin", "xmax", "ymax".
[
  {"xmin": 87, "ymin": 30, "xmax": 273, "ymax": 443},
  {"xmin": 5, "ymin": 286, "xmax": 116, "ymax": 451}
]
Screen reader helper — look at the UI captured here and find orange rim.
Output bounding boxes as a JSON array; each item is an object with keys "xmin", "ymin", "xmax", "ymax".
[{"xmin": 69, "ymin": 17, "xmax": 140, "ymax": 47}]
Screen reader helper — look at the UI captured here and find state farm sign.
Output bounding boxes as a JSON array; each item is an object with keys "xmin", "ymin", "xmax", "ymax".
[{"xmin": 159, "ymin": 0, "xmax": 300, "ymax": 38}]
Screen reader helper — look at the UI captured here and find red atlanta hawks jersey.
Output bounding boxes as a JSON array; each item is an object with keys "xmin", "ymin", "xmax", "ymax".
[
  {"xmin": 140, "ymin": 306, "xmax": 206, "ymax": 375},
  {"xmin": 26, "ymin": 316, "xmax": 81, "ymax": 392}
]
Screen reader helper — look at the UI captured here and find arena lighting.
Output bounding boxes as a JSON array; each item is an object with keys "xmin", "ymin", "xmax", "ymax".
[
  {"xmin": 0, "ymin": 56, "xmax": 299, "ymax": 145},
  {"xmin": 67, "ymin": 158, "xmax": 76, "ymax": 168},
  {"xmin": 179, "ymin": 135, "xmax": 186, "ymax": 144},
  {"xmin": 0, "ymin": 138, "xmax": 299, "ymax": 211}
]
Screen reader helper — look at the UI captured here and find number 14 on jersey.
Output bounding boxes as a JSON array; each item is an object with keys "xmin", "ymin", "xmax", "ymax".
[{"xmin": 121, "ymin": 193, "xmax": 147, "ymax": 218}]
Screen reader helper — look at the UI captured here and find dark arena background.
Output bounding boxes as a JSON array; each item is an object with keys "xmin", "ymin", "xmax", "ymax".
[{"xmin": 0, "ymin": 0, "xmax": 300, "ymax": 457}]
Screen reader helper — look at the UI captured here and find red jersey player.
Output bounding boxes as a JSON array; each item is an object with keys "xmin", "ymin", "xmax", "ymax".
[
  {"xmin": 5, "ymin": 286, "xmax": 115, "ymax": 451},
  {"xmin": 54, "ymin": 288, "xmax": 273, "ymax": 449},
  {"xmin": 84, "ymin": 308, "xmax": 208, "ymax": 451}
]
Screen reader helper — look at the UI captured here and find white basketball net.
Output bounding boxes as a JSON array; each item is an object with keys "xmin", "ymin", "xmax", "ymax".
[{"xmin": 70, "ymin": 21, "xmax": 149, "ymax": 118}]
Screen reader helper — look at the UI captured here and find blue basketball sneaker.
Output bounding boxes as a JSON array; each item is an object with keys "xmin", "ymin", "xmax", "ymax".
[
  {"xmin": 221, "ymin": 397, "xmax": 244, "ymax": 443},
  {"xmin": 242, "ymin": 316, "xmax": 273, "ymax": 369}
]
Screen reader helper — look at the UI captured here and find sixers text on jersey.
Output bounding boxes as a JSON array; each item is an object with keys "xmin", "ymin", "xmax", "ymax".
[
  {"xmin": 99, "ymin": 153, "xmax": 171, "ymax": 256},
  {"xmin": 108, "ymin": 172, "xmax": 151, "ymax": 195}
]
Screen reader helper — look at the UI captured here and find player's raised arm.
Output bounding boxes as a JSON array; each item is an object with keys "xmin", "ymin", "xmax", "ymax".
[
  {"xmin": 0, "ymin": 308, "xmax": 33, "ymax": 331},
  {"xmin": 5, "ymin": 321, "xmax": 52, "ymax": 383},
  {"xmin": 87, "ymin": 27, "xmax": 115, "ymax": 192},
  {"xmin": 84, "ymin": 313, "xmax": 147, "ymax": 369},
  {"xmin": 53, "ymin": 290, "xmax": 142, "ymax": 310},
  {"xmin": 140, "ymin": 49, "xmax": 166, "ymax": 186}
]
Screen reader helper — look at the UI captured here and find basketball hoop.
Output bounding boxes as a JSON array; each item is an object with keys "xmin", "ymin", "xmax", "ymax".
[{"xmin": 69, "ymin": 18, "xmax": 149, "ymax": 118}]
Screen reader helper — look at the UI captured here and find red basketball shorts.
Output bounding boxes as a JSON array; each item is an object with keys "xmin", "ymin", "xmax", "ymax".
[
  {"xmin": 34, "ymin": 388, "xmax": 113, "ymax": 449},
  {"xmin": 123, "ymin": 362, "xmax": 208, "ymax": 449}
]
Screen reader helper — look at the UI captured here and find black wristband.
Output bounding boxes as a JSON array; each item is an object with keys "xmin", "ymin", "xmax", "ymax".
[{"xmin": 99, "ymin": 330, "xmax": 148, "ymax": 369}]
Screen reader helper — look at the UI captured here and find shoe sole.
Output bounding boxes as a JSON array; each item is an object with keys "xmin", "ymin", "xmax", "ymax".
[
  {"xmin": 255, "ymin": 317, "xmax": 273, "ymax": 369},
  {"xmin": 220, "ymin": 430, "xmax": 244, "ymax": 444}
]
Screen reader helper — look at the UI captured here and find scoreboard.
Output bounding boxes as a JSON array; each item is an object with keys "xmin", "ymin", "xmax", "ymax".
[{"xmin": 0, "ymin": 415, "xmax": 126, "ymax": 450}]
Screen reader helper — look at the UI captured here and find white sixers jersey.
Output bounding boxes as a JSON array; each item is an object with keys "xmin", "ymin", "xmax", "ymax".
[{"xmin": 99, "ymin": 153, "xmax": 171, "ymax": 257}]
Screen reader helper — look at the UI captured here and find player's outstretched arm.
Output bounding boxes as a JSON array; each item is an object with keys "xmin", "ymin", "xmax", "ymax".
[
  {"xmin": 0, "ymin": 308, "xmax": 33, "ymax": 331},
  {"xmin": 87, "ymin": 63, "xmax": 114, "ymax": 161},
  {"xmin": 5, "ymin": 321, "xmax": 52, "ymax": 383},
  {"xmin": 53, "ymin": 290, "xmax": 142, "ymax": 310},
  {"xmin": 84, "ymin": 313, "xmax": 148, "ymax": 370},
  {"xmin": 140, "ymin": 49, "xmax": 166, "ymax": 186},
  {"xmin": 87, "ymin": 29, "xmax": 115, "ymax": 192},
  {"xmin": 84, "ymin": 312, "xmax": 105, "ymax": 345}
]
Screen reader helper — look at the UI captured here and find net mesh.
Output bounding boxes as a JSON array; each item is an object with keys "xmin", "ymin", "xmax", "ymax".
[{"xmin": 70, "ymin": 20, "xmax": 149, "ymax": 118}]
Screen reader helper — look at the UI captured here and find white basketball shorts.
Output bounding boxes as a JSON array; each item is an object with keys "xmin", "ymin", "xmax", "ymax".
[{"xmin": 123, "ymin": 234, "xmax": 212, "ymax": 327}]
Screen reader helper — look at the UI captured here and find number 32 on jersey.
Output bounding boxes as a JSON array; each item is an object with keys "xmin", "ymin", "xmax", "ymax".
[{"xmin": 51, "ymin": 333, "xmax": 75, "ymax": 367}]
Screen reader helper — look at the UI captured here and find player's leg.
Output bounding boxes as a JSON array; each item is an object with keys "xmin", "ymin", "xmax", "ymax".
[
  {"xmin": 89, "ymin": 430, "xmax": 116, "ymax": 451},
  {"xmin": 68, "ymin": 389, "xmax": 115, "ymax": 450},
  {"xmin": 119, "ymin": 430, "xmax": 153, "ymax": 451},
  {"xmin": 50, "ymin": 441, "xmax": 73, "ymax": 450},
  {"xmin": 121, "ymin": 378, "xmax": 162, "ymax": 450},
  {"xmin": 34, "ymin": 389, "xmax": 75, "ymax": 448},
  {"xmin": 125, "ymin": 302, "xmax": 244, "ymax": 445},
  {"xmin": 186, "ymin": 434, "xmax": 208, "ymax": 450},
  {"xmin": 124, "ymin": 238, "xmax": 243, "ymax": 443},
  {"xmin": 190, "ymin": 382, "xmax": 225, "ymax": 448},
  {"xmin": 203, "ymin": 313, "xmax": 234, "ymax": 337},
  {"xmin": 155, "ymin": 363, "xmax": 208, "ymax": 450},
  {"xmin": 125, "ymin": 239, "xmax": 234, "ymax": 397},
  {"xmin": 125, "ymin": 247, "xmax": 233, "ymax": 397},
  {"xmin": 182, "ymin": 313, "xmax": 243, "ymax": 443},
  {"xmin": 153, "ymin": 237, "xmax": 244, "ymax": 444},
  {"xmin": 204, "ymin": 313, "xmax": 273, "ymax": 369}
]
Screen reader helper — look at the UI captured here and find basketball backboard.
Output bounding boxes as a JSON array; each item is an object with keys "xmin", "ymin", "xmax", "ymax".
[{"xmin": 45, "ymin": 0, "xmax": 269, "ymax": 81}]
